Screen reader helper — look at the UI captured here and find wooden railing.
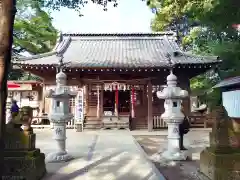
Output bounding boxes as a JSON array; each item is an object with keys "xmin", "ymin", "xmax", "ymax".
[
  {"xmin": 31, "ymin": 118, "xmax": 76, "ymax": 129},
  {"xmin": 153, "ymin": 114, "xmax": 210, "ymax": 129},
  {"xmin": 30, "ymin": 114, "xmax": 211, "ymax": 129},
  {"xmin": 153, "ymin": 115, "xmax": 167, "ymax": 129}
]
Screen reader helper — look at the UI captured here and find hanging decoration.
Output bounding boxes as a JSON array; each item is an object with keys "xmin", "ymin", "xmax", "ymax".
[
  {"xmin": 103, "ymin": 83, "xmax": 146, "ymax": 91},
  {"xmin": 131, "ymin": 86, "xmax": 135, "ymax": 118},
  {"xmin": 115, "ymin": 84, "xmax": 119, "ymax": 116}
]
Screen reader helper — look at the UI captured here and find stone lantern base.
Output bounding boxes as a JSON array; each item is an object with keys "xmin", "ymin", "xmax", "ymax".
[
  {"xmin": 45, "ymin": 123, "xmax": 73, "ymax": 163},
  {"xmin": 3, "ymin": 126, "xmax": 46, "ymax": 180},
  {"xmin": 161, "ymin": 149, "xmax": 189, "ymax": 161},
  {"xmin": 160, "ymin": 121, "xmax": 189, "ymax": 161},
  {"xmin": 46, "ymin": 151, "xmax": 73, "ymax": 163},
  {"xmin": 151, "ymin": 149, "xmax": 189, "ymax": 163}
]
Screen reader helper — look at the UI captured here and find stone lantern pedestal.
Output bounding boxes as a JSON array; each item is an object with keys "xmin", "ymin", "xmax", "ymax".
[
  {"xmin": 3, "ymin": 107, "xmax": 46, "ymax": 180},
  {"xmin": 156, "ymin": 70, "xmax": 189, "ymax": 161},
  {"xmin": 45, "ymin": 70, "xmax": 77, "ymax": 163}
]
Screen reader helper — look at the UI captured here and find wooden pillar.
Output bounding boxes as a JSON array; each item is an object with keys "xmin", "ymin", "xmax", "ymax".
[
  {"xmin": 143, "ymin": 84, "xmax": 148, "ymax": 105},
  {"xmin": 41, "ymin": 83, "xmax": 46, "ymax": 112},
  {"xmin": 100, "ymin": 84, "xmax": 104, "ymax": 116},
  {"xmin": 97, "ymin": 85, "xmax": 100, "ymax": 119},
  {"xmin": 182, "ymin": 78, "xmax": 191, "ymax": 115},
  {"xmin": 84, "ymin": 84, "xmax": 89, "ymax": 115},
  {"xmin": 186, "ymin": 79, "xmax": 191, "ymax": 115},
  {"xmin": 147, "ymin": 81, "xmax": 153, "ymax": 131}
]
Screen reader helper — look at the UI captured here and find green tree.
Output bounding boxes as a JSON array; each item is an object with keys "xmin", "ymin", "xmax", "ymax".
[
  {"xmin": 8, "ymin": 1, "xmax": 58, "ymax": 80},
  {"xmin": 148, "ymin": 0, "xmax": 240, "ymax": 108},
  {"xmin": 148, "ymin": 0, "xmax": 240, "ymax": 32}
]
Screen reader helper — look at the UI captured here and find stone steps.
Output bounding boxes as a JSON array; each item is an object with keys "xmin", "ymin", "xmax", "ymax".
[{"xmin": 84, "ymin": 121, "xmax": 102, "ymax": 129}]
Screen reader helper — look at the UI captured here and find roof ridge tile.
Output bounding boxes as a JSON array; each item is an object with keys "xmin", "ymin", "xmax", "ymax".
[{"xmin": 62, "ymin": 32, "xmax": 176, "ymax": 37}]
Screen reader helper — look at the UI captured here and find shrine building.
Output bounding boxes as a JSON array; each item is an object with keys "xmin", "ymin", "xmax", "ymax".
[{"xmin": 13, "ymin": 32, "xmax": 220, "ymax": 130}]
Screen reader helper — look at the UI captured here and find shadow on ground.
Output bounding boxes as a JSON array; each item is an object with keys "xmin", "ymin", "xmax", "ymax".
[
  {"xmin": 134, "ymin": 131, "xmax": 210, "ymax": 180},
  {"xmin": 35, "ymin": 129, "xmax": 159, "ymax": 180},
  {"xmin": 43, "ymin": 149, "xmax": 155, "ymax": 180}
]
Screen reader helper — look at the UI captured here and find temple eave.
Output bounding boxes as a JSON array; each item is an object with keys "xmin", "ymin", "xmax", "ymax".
[{"xmin": 15, "ymin": 62, "xmax": 219, "ymax": 70}]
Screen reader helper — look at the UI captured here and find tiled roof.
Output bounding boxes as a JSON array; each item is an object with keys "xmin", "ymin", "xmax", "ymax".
[
  {"xmin": 13, "ymin": 32, "xmax": 220, "ymax": 68},
  {"xmin": 213, "ymin": 76, "xmax": 240, "ymax": 88}
]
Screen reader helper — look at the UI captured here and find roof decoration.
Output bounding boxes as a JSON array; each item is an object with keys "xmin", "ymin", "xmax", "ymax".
[{"xmin": 13, "ymin": 32, "xmax": 220, "ymax": 69}]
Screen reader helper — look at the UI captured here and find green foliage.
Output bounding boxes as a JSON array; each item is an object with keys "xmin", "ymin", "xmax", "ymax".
[
  {"xmin": 9, "ymin": 0, "xmax": 58, "ymax": 80},
  {"xmin": 148, "ymin": 0, "xmax": 240, "ymax": 109},
  {"xmin": 14, "ymin": 11, "xmax": 57, "ymax": 54},
  {"xmin": 148, "ymin": 0, "xmax": 240, "ymax": 32},
  {"xmin": 14, "ymin": 1, "xmax": 58, "ymax": 54},
  {"xmin": 37, "ymin": 0, "xmax": 118, "ymax": 12}
]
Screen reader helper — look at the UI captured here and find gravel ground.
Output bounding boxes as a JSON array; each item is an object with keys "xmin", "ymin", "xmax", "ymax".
[{"xmin": 134, "ymin": 132, "xmax": 211, "ymax": 180}]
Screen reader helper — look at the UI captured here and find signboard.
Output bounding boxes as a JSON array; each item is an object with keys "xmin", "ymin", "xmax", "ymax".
[
  {"xmin": 75, "ymin": 88, "xmax": 84, "ymax": 122},
  {"xmin": 222, "ymin": 90, "xmax": 240, "ymax": 118},
  {"xmin": 8, "ymin": 84, "xmax": 32, "ymax": 91}
]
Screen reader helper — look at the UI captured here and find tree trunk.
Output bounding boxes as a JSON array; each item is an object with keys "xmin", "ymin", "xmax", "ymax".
[{"xmin": 0, "ymin": 0, "xmax": 17, "ymax": 177}]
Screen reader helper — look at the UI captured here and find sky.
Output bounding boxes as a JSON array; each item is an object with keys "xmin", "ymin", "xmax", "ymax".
[{"xmin": 50, "ymin": 0, "xmax": 154, "ymax": 33}]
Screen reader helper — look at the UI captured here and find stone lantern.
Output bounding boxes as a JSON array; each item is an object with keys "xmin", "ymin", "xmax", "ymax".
[
  {"xmin": 45, "ymin": 69, "xmax": 77, "ymax": 162},
  {"xmin": 156, "ymin": 70, "xmax": 189, "ymax": 160}
]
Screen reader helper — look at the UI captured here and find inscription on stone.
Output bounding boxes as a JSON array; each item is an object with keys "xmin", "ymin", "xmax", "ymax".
[
  {"xmin": 173, "ymin": 127, "xmax": 179, "ymax": 134},
  {"xmin": 207, "ymin": 158, "xmax": 213, "ymax": 177},
  {"xmin": 55, "ymin": 127, "xmax": 62, "ymax": 135}
]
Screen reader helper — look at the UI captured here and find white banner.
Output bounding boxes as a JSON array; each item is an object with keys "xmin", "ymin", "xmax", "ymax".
[{"xmin": 75, "ymin": 88, "xmax": 84, "ymax": 122}]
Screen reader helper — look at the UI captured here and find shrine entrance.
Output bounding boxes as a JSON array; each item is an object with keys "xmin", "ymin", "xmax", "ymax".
[
  {"xmin": 103, "ymin": 91, "xmax": 115, "ymax": 112},
  {"xmin": 103, "ymin": 90, "xmax": 130, "ymax": 115},
  {"xmin": 118, "ymin": 91, "xmax": 130, "ymax": 114}
]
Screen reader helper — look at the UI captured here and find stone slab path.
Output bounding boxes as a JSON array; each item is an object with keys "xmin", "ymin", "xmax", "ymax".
[
  {"xmin": 35, "ymin": 129, "xmax": 165, "ymax": 180},
  {"xmin": 132, "ymin": 129, "xmax": 211, "ymax": 180}
]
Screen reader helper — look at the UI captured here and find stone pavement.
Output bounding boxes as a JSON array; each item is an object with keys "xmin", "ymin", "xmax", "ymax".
[
  {"xmin": 35, "ymin": 129, "xmax": 165, "ymax": 180},
  {"xmin": 133, "ymin": 129, "xmax": 211, "ymax": 180}
]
